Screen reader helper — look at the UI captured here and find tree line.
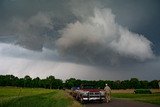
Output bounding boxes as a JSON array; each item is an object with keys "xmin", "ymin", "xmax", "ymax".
[{"xmin": 0, "ymin": 75, "xmax": 159, "ymax": 89}]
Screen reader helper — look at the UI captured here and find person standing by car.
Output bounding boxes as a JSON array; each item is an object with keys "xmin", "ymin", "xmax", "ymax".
[{"xmin": 104, "ymin": 84, "xmax": 111, "ymax": 103}]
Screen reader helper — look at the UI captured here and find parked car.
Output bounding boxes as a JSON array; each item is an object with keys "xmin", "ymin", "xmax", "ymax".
[{"xmin": 72, "ymin": 84, "xmax": 105, "ymax": 103}]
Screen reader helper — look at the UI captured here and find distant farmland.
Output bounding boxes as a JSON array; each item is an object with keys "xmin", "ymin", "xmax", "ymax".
[{"xmin": 111, "ymin": 89, "xmax": 160, "ymax": 105}]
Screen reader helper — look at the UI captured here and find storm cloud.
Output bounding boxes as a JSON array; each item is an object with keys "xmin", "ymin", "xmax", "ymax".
[
  {"xmin": 56, "ymin": 8, "xmax": 154, "ymax": 64},
  {"xmin": 0, "ymin": 0, "xmax": 160, "ymax": 80}
]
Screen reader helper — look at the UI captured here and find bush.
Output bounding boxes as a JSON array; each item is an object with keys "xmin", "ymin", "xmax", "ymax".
[{"xmin": 134, "ymin": 89, "xmax": 152, "ymax": 94}]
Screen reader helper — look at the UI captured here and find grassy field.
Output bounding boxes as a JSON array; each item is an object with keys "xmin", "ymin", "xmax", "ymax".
[
  {"xmin": 1, "ymin": 87, "xmax": 159, "ymax": 106},
  {"xmin": 0, "ymin": 87, "xmax": 82, "ymax": 107},
  {"xmin": 111, "ymin": 89, "xmax": 160, "ymax": 105}
]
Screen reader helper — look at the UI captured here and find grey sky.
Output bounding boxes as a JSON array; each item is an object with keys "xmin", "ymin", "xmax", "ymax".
[{"xmin": 0, "ymin": 0, "xmax": 160, "ymax": 80}]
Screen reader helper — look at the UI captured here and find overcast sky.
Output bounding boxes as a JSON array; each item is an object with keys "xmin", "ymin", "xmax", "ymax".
[{"xmin": 0, "ymin": 0, "xmax": 160, "ymax": 80}]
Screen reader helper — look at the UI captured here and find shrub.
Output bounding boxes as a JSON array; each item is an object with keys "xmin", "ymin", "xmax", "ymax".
[{"xmin": 134, "ymin": 89, "xmax": 152, "ymax": 94}]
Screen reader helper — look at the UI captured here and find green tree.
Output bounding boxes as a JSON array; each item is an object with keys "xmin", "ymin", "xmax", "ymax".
[
  {"xmin": 46, "ymin": 75, "xmax": 55, "ymax": 89},
  {"xmin": 24, "ymin": 75, "xmax": 32, "ymax": 87},
  {"xmin": 130, "ymin": 78, "xmax": 141, "ymax": 89},
  {"xmin": 140, "ymin": 80, "xmax": 149, "ymax": 89},
  {"xmin": 121, "ymin": 80, "xmax": 131, "ymax": 89},
  {"xmin": 53, "ymin": 79, "xmax": 63, "ymax": 89},
  {"xmin": 149, "ymin": 80, "xmax": 159, "ymax": 89},
  {"xmin": 96, "ymin": 80, "xmax": 105, "ymax": 89},
  {"xmin": 32, "ymin": 77, "xmax": 40, "ymax": 88},
  {"xmin": 65, "ymin": 78, "xmax": 77, "ymax": 89}
]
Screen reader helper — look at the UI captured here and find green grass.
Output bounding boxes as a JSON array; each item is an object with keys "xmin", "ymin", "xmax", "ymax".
[
  {"xmin": 0, "ymin": 87, "xmax": 81, "ymax": 107},
  {"xmin": 112, "ymin": 93, "xmax": 160, "ymax": 105}
]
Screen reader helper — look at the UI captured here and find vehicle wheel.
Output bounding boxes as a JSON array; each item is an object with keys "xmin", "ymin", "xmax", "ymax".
[
  {"xmin": 80, "ymin": 97, "xmax": 85, "ymax": 104},
  {"xmin": 76, "ymin": 95, "xmax": 79, "ymax": 101},
  {"xmin": 99, "ymin": 100, "xmax": 103, "ymax": 103}
]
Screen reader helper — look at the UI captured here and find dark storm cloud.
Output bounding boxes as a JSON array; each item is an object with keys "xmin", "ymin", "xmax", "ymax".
[
  {"xmin": 56, "ymin": 8, "xmax": 154, "ymax": 65},
  {"xmin": 0, "ymin": 0, "xmax": 159, "ymax": 65},
  {"xmin": 0, "ymin": 0, "xmax": 77, "ymax": 51},
  {"xmin": 0, "ymin": 0, "xmax": 160, "ymax": 80},
  {"xmin": 100, "ymin": 0, "xmax": 160, "ymax": 55}
]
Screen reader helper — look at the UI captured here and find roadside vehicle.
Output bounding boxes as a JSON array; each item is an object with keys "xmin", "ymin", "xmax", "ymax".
[{"xmin": 72, "ymin": 84, "xmax": 105, "ymax": 103}]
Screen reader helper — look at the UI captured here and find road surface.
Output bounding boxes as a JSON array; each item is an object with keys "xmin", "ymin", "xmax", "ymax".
[{"xmin": 84, "ymin": 99, "xmax": 160, "ymax": 107}]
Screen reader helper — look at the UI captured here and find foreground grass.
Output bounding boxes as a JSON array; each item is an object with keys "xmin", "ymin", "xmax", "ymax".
[
  {"xmin": 112, "ymin": 93, "xmax": 160, "ymax": 105},
  {"xmin": 0, "ymin": 87, "xmax": 81, "ymax": 107}
]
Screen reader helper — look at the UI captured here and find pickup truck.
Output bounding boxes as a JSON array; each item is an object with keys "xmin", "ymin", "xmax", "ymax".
[{"xmin": 71, "ymin": 84, "xmax": 106, "ymax": 103}]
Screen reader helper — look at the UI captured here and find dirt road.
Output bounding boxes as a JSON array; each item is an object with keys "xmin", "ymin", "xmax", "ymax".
[{"xmin": 84, "ymin": 99, "xmax": 160, "ymax": 107}]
